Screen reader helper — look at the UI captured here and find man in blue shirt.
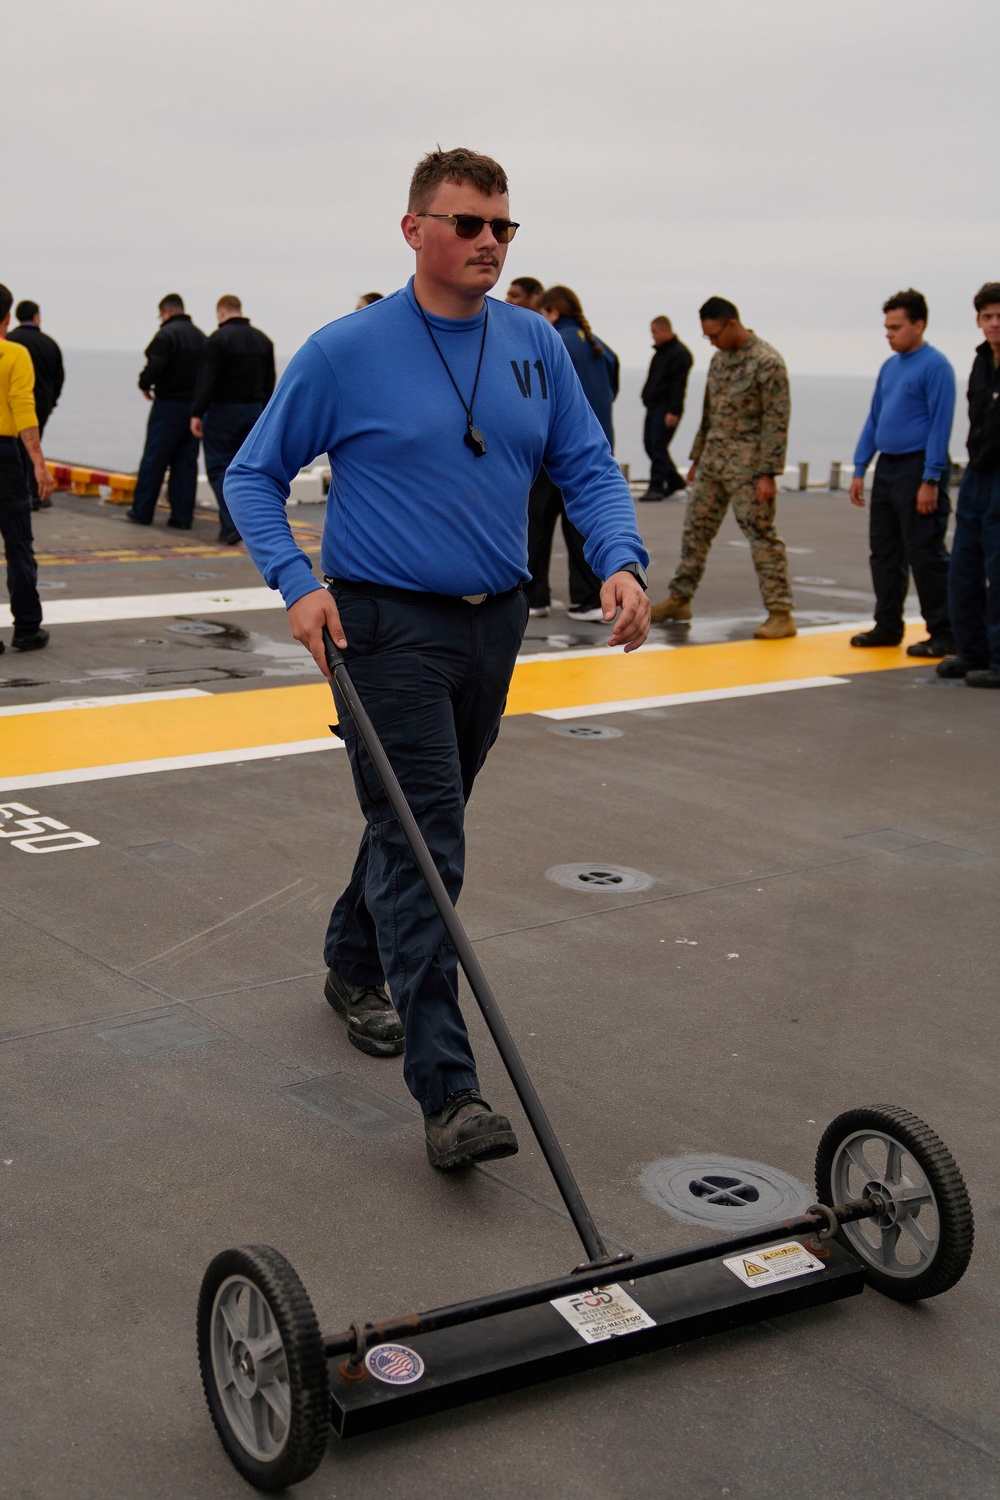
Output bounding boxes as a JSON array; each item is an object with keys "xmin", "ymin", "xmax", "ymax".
[
  {"xmin": 850, "ymin": 289, "xmax": 956, "ymax": 655},
  {"xmin": 225, "ymin": 147, "xmax": 650, "ymax": 1173}
]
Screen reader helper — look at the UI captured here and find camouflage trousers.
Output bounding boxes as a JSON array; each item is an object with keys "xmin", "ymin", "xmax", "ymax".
[{"xmin": 669, "ymin": 471, "xmax": 794, "ymax": 611}]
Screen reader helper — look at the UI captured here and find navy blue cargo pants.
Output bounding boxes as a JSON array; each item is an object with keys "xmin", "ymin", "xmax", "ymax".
[
  {"xmin": 323, "ymin": 581, "xmax": 529, "ymax": 1116},
  {"xmin": 131, "ymin": 399, "xmax": 200, "ymax": 525},
  {"xmin": 205, "ymin": 401, "xmax": 264, "ymax": 539}
]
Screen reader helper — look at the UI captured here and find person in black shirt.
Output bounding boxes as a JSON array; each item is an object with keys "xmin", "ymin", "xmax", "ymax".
[
  {"xmin": 640, "ymin": 315, "xmax": 693, "ymax": 501},
  {"xmin": 938, "ymin": 282, "xmax": 1000, "ymax": 688},
  {"xmin": 128, "ymin": 294, "xmax": 206, "ymax": 528},
  {"xmin": 8, "ymin": 301, "xmax": 64, "ymax": 510},
  {"xmin": 191, "ymin": 296, "xmax": 275, "ymax": 544}
]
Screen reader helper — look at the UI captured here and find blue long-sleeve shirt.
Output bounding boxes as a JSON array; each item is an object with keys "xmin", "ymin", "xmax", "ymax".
[
  {"xmin": 853, "ymin": 343, "xmax": 956, "ymax": 482},
  {"xmin": 225, "ymin": 279, "xmax": 647, "ymax": 608}
]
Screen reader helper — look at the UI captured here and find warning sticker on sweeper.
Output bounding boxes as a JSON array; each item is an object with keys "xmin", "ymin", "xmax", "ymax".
[
  {"xmin": 550, "ymin": 1285, "xmax": 657, "ymax": 1344},
  {"xmin": 723, "ymin": 1240, "xmax": 825, "ymax": 1289}
]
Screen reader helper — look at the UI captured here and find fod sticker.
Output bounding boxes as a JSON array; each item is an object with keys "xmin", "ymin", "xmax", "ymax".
[
  {"xmin": 364, "ymin": 1343, "xmax": 425, "ymax": 1385},
  {"xmin": 550, "ymin": 1284, "xmax": 656, "ymax": 1345},
  {"xmin": 724, "ymin": 1240, "xmax": 825, "ymax": 1289}
]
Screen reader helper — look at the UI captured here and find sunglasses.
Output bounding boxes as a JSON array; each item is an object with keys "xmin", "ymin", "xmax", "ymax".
[{"xmin": 416, "ymin": 213, "xmax": 520, "ymax": 244}]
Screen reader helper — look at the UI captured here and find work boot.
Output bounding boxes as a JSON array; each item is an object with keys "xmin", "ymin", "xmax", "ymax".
[
  {"xmin": 324, "ymin": 969, "xmax": 405, "ymax": 1057},
  {"xmin": 638, "ymin": 487, "xmax": 666, "ymax": 502},
  {"xmin": 906, "ymin": 635, "xmax": 956, "ymax": 658},
  {"xmin": 850, "ymin": 628, "xmax": 903, "ymax": 647},
  {"xmin": 649, "ymin": 595, "xmax": 692, "ymax": 623},
  {"xmin": 753, "ymin": 611, "xmax": 797, "ymax": 640},
  {"xmin": 424, "ymin": 1090, "xmax": 518, "ymax": 1170},
  {"xmin": 936, "ymin": 655, "xmax": 985, "ymax": 679},
  {"xmin": 11, "ymin": 628, "xmax": 50, "ymax": 652}
]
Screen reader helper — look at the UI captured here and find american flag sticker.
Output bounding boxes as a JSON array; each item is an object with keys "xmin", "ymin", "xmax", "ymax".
[{"xmin": 364, "ymin": 1342, "xmax": 426, "ymax": 1385}]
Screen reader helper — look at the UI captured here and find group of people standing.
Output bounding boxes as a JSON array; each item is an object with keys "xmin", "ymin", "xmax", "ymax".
[
  {"xmin": 512, "ymin": 281, "xmax": 798, "ymax": 643},
  {"xmin": 638, "ymin": 283, "xmax": 1000, "ymax": 682},
  {"xmin": 127, "ymin": 293, "xmax": 275, "ymax": 545}
]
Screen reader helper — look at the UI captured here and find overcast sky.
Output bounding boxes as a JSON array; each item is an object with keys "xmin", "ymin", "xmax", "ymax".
[{"xmin": 3, "ymin": 0, "xmax": 993, "ymax": 376}]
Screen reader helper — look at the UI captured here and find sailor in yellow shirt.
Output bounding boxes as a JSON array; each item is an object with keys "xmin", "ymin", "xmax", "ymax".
[{"xmin": 0, "ymin": 282, "xmax": 53, "ymax": 652}]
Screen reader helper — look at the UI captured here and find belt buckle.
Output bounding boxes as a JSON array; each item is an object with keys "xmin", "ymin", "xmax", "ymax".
[{"xmin": 462, "ymin": 593, "xmax": 488, "ymax": 606}]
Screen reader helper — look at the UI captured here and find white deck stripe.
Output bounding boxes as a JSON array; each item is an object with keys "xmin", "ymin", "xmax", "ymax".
[
  {"xmin": 0, "ymin": 738, "xmax": 343, "ymax": 793},
  {"xmin": 4, "ymin": 585, "xmax": 925, "ymax": 636},
  {"xmin": 0, "ymin": 689, "xmax": 210, "ymax": 718},
  {"xmin": 1, "ymin": 586, "xmax": 282, "ymax": 627},
  {"xmin": 535, "ymin": 676, "xmax": 849, "ymax": 719}
]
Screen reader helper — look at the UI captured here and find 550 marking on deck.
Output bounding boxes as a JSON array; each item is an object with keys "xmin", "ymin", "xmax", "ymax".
[{"xmin": 0, "ymin": 801, "xmax": 99, "ymax": 854}]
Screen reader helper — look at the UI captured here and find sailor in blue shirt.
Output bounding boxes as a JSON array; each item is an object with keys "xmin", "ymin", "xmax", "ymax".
[
  {"xmin": 849, "ymin": 288, "xmax": 956, "ymax": 654},
  {"xmin": 225, "ymin": 147, "xmax": 650, "ymax": 1172}
]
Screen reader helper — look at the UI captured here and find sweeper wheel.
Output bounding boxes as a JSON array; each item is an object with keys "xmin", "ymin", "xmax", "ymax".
[
  {"xmin": 815, "ymin": 1106, "xmax": 973, "ymax": 1302},
  {"xmin": 197, "ymin": 1245, "xmax": 329, "ymax": 1490}
]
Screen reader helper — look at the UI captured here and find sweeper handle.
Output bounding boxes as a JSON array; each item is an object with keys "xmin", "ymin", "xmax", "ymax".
[{"xmin": 322, "ymin": 626, "xmax": 615, "ymax": 1268}]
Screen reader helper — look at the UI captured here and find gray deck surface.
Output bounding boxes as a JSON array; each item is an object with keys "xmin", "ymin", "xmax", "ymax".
[{"xmin": 1, "ymin": 492, "xmax": 997, "ymax": 1499}]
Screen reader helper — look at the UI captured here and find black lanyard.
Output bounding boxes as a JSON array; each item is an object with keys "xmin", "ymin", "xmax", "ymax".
[{"xmin": 417, "ymin": 300, "xmax": 489, "ymax": 457}]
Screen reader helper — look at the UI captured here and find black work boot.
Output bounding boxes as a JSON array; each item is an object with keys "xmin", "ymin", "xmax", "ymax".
[
  {"xmin": 937, "ymin": 655, "xmax": 986, "ymax": 679},
  {"xmin": 906, "ymin": 635, "xmax": 956, "ymax": 658},
  {"xmin": 424, "ymin": 1090, "xmax": 518, "ymax": 1170},
  {"xmin": 324, "ymin": 969, "xmax": 405, "ymax": 1057},
  {"xmin": 850, "ymin": 627, "xmax": 903, "ymax": 647},
  {"xmin": 11, "ymin": 628, "xmax": 49, "ymax": 652}
]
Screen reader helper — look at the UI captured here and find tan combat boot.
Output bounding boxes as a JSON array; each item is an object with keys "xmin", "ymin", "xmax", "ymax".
[
  {"xmin": 649, "ymin": 595, "xmax": 692, "ymax": 623},
  {"xmin": 754, "ymin": 611, "xmax": 797, "ymax": 640}
]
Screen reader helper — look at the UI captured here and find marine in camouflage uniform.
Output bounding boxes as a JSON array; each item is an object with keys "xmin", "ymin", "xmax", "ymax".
[{"xmin": 667, "ymin": 332, "xmax": 793, "ymax": 612}]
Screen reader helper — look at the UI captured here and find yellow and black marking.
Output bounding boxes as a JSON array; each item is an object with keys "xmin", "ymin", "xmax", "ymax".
[{"xmin": 0, "ymin": 624, "xmax": 929, "ymax": 788}]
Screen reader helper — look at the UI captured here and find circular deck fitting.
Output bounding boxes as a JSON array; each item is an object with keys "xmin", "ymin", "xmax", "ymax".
[
  {"xmin": 640, "ymin": 1153, "xmax": 812, "ymax": 1229},
  {"xmin": 546, "ymin": 863, "xmax": 655, "ymax": 893},
  {"xmin": 549, "ymin": 722, "xmax": 624, "ymax": 740},
  {"xmin": 169, "ymin": 619, "xmax": 228, "ymax": 636}
]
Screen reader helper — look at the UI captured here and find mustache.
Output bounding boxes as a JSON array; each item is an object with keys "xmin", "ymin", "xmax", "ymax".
[{"xmin": 466, "ymin": 255, "xmax": 499, "ymax": 267}]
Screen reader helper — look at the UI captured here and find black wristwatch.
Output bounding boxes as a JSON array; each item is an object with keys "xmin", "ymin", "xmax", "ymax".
[{"xmin": 618, "ymin": 562, "xmax": 648, "ymax": 592}]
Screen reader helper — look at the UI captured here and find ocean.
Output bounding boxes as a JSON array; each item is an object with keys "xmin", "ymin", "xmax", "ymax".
[{"xmin": 40, "ymin": 351, "xmax": 970, "ymax": 484}]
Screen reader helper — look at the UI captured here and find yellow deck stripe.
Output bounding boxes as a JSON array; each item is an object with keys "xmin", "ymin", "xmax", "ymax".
[
  {"xmin": 0, "ymin": 624, "xmax": 929, "ymax": 781},
  {"xmin": 503, "ymin": 623, "xmax": 927, "ymax": 715}
]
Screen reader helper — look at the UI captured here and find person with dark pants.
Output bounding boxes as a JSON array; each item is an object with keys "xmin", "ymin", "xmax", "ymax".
[
  {"xmin": 323, "ymin": 584, "xmax": 527, "ymax": 1105},
  {"xmin": 537, "ymin": 284, "xmax": 620, "ymax": 621},
  {"xmin": 8, "ymin": 300, "xmax": 64, "ymax": 510},
  {"xmin": 191, "ymin": 295, "xmax": 275, "ymax": 544},
  {"xmin": 128, "ymin": 294, "xmax": 205, "ymax": 528},
  {"xmin": 640, "ymin": 315, "xmax": 692, "ymax": 500},
  {"xmin": 867, "ymin": 451, "xmax": 951, "ymax": 640},
  {"xmin": 938, "ymin": 282, "xmax": 1000, "ymax": 689},
  {"xmin": 0, "ymin": 284, "xmax": 54, "ymax": 652},
  {"xmin": 850, "ymin": 288, "xmax": 956, "ymax": 656},
  {"xmin": 503, "ymin": 277, "xmax": 594, "ymax": 617},
  {"xmin": 525, "ymin": 467, "xmax": 600, "ymax": 615},
  {"xmin": 226, "ymin": 147, "xmax": 649, "ymax": 1172}
]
